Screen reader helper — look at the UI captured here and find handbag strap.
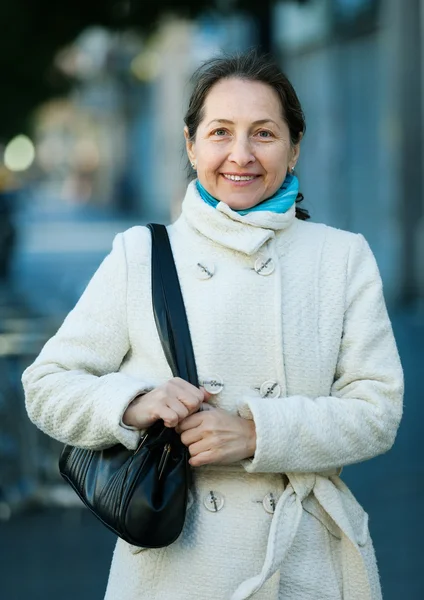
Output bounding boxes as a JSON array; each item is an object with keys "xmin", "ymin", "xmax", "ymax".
[{"xmin": 147, "ymin": 223, "xmax": 199, "ymax": 388}]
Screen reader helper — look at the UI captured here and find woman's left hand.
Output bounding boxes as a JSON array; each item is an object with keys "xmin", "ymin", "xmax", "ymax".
[{"xmin": 176, "ymin": 405, "xmax": 256, "ymax": 467}]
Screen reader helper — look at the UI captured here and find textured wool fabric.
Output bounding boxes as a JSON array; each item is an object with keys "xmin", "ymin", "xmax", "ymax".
[{"xmin": 22, "ymin": 181, "xmax": 403, "ymax": 599}]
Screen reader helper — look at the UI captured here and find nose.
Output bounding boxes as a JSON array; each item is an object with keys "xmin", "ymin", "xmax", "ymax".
[{"xmin": 228, "ymin": 136, "xmax": 255, "ymax": 167}]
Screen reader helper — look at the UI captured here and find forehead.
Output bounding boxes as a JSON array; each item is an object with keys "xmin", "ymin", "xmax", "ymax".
[{"xmin": 201, "ymin": 78, "xmax": 284, "ymax": 122}]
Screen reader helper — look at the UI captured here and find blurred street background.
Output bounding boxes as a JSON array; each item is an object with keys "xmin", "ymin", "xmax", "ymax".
[{"xmin": 0, "ymin": 0, "xmax": 423, "ymax": 598}]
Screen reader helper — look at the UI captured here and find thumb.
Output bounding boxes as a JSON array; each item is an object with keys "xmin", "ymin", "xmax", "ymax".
[{"xmin": 200, "ymin": 387, "xmax": 213, "ymax": 402}]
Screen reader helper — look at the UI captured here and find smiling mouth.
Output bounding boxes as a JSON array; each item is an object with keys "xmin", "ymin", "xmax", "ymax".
[{"xmin": 222, "ymin": 174, "xmax": 259, "ymax": 182}]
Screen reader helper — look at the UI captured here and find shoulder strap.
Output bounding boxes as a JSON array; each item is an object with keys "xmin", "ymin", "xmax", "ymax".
[{"xmin": 147, "ymin": 223, "xmax": 199, "ymax": 387}]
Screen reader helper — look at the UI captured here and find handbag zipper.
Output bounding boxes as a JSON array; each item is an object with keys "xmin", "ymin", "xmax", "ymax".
[
  {"xmin": 134, "ymin": 433, "xmax": 149, "ymax": 453},
  {"xmin": 158, "ymin": 444, "xmax": 171, "ymax": 479}
]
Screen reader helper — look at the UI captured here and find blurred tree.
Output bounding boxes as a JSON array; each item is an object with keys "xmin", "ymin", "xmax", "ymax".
[{"xmin": 0, "ymin": 0, "xmax": 309, "ymax": 140}]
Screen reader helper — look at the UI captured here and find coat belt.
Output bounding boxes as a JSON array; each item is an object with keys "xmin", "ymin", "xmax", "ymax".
[{"xmin": 230, "ymin": 471, "xmax": 374, "ymax": 600}]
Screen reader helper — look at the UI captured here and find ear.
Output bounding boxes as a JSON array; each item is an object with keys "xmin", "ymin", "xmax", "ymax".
[
  {"xmin": 184, "ymin": 126, "xmax": 196, "ymax": 165},
  {"xmin": 290, "ymin": 133, "xmax": 302, "ymax": 168}
]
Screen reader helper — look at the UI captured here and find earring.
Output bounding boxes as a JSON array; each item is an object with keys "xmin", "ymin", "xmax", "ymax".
[
  {"xmin": 290, "ymin": 166, "xmax": 295, "ymax": 173},
  {"xmin": 191, "ymin": 162, "xmax": 196, "ymax": 170}
]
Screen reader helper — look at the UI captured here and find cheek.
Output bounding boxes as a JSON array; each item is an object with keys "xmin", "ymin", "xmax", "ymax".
[
  {"xmin": 198, "ymin": 148, "xmax": 226, "ymax": 172},
  {"xmin": 262, "ymin": 147, "xmax": 289, "ymax": 173}
]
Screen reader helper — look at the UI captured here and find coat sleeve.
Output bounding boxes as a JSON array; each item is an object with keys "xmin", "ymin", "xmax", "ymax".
[
  {"xmin": 22, "ymin": 233, "xmax": 152, "ymax": 451},
  {"xmin": 238, "ymin": 234, "xmax": 404, "ymax": 473}
]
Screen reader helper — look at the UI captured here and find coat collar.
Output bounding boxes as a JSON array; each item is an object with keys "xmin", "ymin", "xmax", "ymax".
[{"xmin": 180, "ymin": 180, "xmax": 296, "ymax": 256}]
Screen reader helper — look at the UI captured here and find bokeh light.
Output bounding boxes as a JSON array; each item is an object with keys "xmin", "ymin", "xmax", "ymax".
[{"xmin": 4, "ymin": 135, "xmax": 35, "ymax": 172}]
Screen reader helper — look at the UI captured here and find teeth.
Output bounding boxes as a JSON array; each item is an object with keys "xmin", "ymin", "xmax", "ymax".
[{"xmin": 223, "ymin": 174, "xmax": 256, "ymax": 181}]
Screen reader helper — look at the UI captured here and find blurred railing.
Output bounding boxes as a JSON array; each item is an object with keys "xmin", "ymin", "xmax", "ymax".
[{"xmin": 0, "ymin": 288, "xmax": 72, "ymax": 519}]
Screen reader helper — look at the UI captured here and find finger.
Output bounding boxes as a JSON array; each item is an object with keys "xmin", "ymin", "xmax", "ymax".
[
  {"xmin": 200, "ymin": 387, "xmax": 213, "ymax": 402},
  {"xmin": 199, "ymin": 401, "xmax": 214, "ymax": 412},
  {"xmin": 175, "ymin": 412, "xmax": 204, "ymax": 433},
  {"xmin": 168, "ymin": 382, "xmax": 203, "ymax": 413},
  {"xmin": 179, "ymin": 426, "xmax": 204, "ymax": 448},
  {"xmin": 189, "ymin": 450, "xmax": 217, "ymax": 468},
  {"xmin": 187, "ymin": 438, "xmax": 213, "ymax": 458},
  {"xmin": 178, "ymin": 393, "xmax": 204, "ymax": 414},
  {"xmin": 166, "ymin": 398, "xmax": 189, "ymax": 421},
  {"xmin": 158, "ymin": 407, "xmax": 180, "ymax": 428},
  {"xmin": 172, "ymin": 381, "xmax": 212, "ymax": 412},
  {"xmin": 173, "ymin": 378, "xmax": 204, "ymax": 402}
]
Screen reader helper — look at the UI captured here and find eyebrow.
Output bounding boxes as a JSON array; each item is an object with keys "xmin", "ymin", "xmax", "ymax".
[{"xmin": 206, "ymin": 118, "xmax": 279, "ymax": 127}]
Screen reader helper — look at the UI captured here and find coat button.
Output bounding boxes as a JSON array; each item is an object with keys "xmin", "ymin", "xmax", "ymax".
[
  {"xmin": 260, "ymin": 380, "xmax": 281, "ymax": 398},
  {"xmin": 254, "ymin": 257, "xmax": 275, "ymax": 276},
  {"xmin": 203, "ymin": 491, "xmax": 224, "ymax": 512},
  {"xmin": 263, "ymin": 493, "xmax": 277, "ymax": 514},
  {"xmin": 201, "ymin": 375, "xmax": 224, "ymax": 395},
  {"xmin": 195, "ymin": 260, "xmax": 215, "ymax": 280}
]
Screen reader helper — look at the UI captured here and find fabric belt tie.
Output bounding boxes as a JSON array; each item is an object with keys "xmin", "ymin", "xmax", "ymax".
[{"xmin": 231, "ymin": 472, "xmax": 374, "ymax": 600}]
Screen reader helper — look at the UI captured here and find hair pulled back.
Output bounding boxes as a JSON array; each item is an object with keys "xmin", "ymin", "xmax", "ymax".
[{"xmin": 184, "ymin": 49, "xmax": 309, "ymax": 220}]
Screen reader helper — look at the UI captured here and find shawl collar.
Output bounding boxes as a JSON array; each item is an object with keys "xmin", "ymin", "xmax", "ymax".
[{"xmin": 180, "ymin": 180, "xmax": 296, "ymax": 256}]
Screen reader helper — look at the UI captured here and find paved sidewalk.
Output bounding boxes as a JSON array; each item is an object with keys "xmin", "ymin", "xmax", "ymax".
[{"xmin": 0, "ymin": 506, "xmax": 115, "ymax": 600}]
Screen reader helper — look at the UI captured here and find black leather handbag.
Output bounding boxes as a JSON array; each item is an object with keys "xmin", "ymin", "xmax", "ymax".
[{"xmin": 59, "ymin": 223, "xmax": 198, "ymax": 548}]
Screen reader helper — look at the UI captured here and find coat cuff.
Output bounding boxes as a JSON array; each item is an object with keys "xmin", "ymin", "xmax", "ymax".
[
  {"xmin": 237, "ymin": 396, "xmax": 282, "ymax": 473},
  {"xmin": 119, "ymin": 388, "xmax": 153, "ymax": 431},
  {"xmin": 99, "ymin": 373, "xmax": 154, "ymax": 449}
]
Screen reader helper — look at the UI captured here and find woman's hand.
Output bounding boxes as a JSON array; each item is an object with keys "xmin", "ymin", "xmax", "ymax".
[
  {"xmin": 122, "ymin": 378, "xmax": 211, "ymax": 430},
  {"xmin": 176, "ymin": 406, "xmax": 256, "ymax": 467}
]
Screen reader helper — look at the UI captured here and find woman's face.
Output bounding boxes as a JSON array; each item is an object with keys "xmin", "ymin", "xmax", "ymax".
[{"xmin": 185, "ymin": 78, "xmax": 300, "ymax": 211}]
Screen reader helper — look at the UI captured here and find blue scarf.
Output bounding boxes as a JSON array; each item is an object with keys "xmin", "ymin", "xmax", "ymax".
[{"xmin": 196, "ymin": 173, "xmax": 299, "ymax": 215}]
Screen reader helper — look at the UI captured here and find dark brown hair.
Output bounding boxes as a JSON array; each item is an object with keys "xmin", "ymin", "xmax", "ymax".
[{"xmin": 184, "ymin": 49, "xmax": 309, "ymax": 220}]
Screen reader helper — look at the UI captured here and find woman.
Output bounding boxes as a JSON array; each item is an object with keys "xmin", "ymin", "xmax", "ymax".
[{"xmin": 22, "ymin": 51, "xmax": 403, "ymax": 600}]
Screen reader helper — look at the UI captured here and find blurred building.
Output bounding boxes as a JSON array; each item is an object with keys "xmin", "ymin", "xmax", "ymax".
[
  {"xmin": 34, "ymin": 28, "xmax": 142, "ymax": 211},
  {"xmin": 273, "ymin": 0, "xmax": 423, "ymax": 308}
]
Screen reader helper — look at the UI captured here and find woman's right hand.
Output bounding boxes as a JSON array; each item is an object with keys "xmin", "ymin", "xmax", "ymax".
[{"xmin": 122, "ymin": 377, "xmax": 211, "ymax": 430}]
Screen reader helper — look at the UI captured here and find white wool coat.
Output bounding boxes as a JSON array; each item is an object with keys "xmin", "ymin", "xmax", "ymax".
[{"xmin": 22, "ymin": 182, "xmax": 403, "ymax": 600}]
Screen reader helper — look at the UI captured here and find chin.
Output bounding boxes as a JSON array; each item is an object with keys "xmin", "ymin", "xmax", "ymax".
[
  {"xmin": 217, "ymin": 189, "xmax": 259, "ymax": 208},
  {"xmin": 225, "ymin": 197, "xmax": 261, "ymax": 211}
]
